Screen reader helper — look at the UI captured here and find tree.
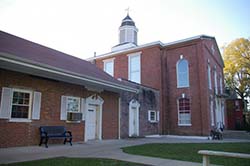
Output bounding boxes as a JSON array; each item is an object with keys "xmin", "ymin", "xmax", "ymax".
[{"xmin": 223, "ymin": 38, "xmax": 250, "ymax": 111}]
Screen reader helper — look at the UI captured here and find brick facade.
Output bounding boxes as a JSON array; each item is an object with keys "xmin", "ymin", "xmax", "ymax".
[
  {"xmin": 94, "ymin": 37, "xmax": 225, "ymax": 136},
  {"xmin": 0, "ymin": 69, "xmax": 119, "ymax": 147}
]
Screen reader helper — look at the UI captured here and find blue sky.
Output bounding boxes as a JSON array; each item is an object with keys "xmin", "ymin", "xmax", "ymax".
[{"xmin": 0, "ymin": 0, "xmax": 249, "ymax": 59}]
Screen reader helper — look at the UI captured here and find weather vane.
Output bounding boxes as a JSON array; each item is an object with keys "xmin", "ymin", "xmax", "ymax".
[{"xmin": 125, "ymin": 7, "xmax": 131, "ymax": 15}]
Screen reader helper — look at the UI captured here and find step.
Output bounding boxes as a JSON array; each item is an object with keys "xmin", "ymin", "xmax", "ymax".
[{"xmin": 223, "ymin": 130, "xmax": 250, "ymax": 139}]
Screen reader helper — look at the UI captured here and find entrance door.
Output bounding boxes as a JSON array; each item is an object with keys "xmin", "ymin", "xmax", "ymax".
[
  {"xmin": 86, "ymin": 105, "xmax": 97, "ymax": 140},
  {"xmin": 129, "ymin": 105, "xmax": 139, "ymax": 137}
]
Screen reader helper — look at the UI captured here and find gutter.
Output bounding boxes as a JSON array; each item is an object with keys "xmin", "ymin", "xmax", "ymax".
[{"xmin": 0, "ymin": 53, "xmax": 138, "ymax": 93}]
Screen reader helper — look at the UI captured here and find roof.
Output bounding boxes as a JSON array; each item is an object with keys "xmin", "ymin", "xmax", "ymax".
[
  {"xmin": 121, "ymin": 14, "xmax": 135, "ymax": 26},
  {"xmin": 87, "ymin": 35, "xmax": 215, "ymax": 61},
  {"xmin": 0, "ymin": 31, "xmax": 138, "ymax": 93}
]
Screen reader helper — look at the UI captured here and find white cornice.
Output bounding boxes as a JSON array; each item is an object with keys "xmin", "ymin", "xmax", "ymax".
[{"xmin": 86, "ymin": 35, "xmax": 215, "ymax": 61}]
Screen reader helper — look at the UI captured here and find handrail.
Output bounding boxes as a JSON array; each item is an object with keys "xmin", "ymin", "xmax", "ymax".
[{"xmin": 198, "ymin": 150, "xmax": 250, "ymax": 166}]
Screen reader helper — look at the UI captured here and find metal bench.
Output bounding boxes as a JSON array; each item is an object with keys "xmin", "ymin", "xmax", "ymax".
[
  {"xmin": 198, "ymin": 150, "xmax": 250, "ymax": 166},
  {"xmin": 39, "ymin": 126, "xmax": 72, "ymax": 148}
]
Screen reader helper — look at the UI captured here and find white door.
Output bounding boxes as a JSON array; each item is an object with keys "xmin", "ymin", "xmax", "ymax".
[
  {"xmin": 129, "ymin": 106, "xmax": 139, "ymax": 136},
  {"xmin": 86, "ymin": 105, "xmax": 96, "ymax": 140}
]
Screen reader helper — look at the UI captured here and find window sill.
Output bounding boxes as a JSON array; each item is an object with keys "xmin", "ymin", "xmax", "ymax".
[
  {"xmin": 66, "ymin": 120, "xmax": 81, "ymax": 123},
  {"xmin": 149, "ymin": 120, "xmax": 159, "ymax": 123},
  {"xmin": 178, "ymin": 124, "xmax": 192, "ymax": 127},
  {"xmin": 9, "ymin": 118, "xmax": 32, "ymax": 123}
]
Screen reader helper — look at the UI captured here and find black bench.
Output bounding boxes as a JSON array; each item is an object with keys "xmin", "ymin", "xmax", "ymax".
[{"xmin": 39, "ymin": 126, "xmax": 72, "ymax": 148}]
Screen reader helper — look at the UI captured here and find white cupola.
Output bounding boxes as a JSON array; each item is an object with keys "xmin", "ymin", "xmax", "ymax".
[{"xmin": 112, "ymin": 14, "xmax": 138, "ymax": 52}]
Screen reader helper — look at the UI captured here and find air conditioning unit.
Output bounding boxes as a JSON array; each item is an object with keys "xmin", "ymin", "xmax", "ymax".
[{"xmin": 67, "ymin": 112, "xmax": 82, "ymax": 122}]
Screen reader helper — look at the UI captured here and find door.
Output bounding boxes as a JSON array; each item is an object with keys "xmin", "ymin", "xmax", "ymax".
[
  {"xmin": 129, "ymin": 106, "xmax": 139, "ymax": 137},
  {"xmin": 86, "ymin": 105, "xmax": 96, "ymax": 140}
]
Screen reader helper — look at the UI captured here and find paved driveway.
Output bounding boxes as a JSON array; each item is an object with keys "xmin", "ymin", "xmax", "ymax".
[{"xmin": 0, "ymin": 136, "xmax": 249, "ymax": 166}]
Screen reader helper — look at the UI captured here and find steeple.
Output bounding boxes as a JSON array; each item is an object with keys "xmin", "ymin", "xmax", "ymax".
[
  {"xmin": 119, "ymin": 14, "xmax": 138, "ymax": 45},
  {"xmin": 112, "ymin": 13, "xmax": 138, "ymax": 52}
]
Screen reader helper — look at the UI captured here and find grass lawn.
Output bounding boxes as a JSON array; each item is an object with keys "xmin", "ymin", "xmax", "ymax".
[
  {"xmin": 0, "ymin": 157, "xmax": 147, "ymax": 166},
  {"xmin": 122, "ymin": 143, "xmax": 250, "ymax": 166}
]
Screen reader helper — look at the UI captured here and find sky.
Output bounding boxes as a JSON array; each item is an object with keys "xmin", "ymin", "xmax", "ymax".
[{"xmin": 0, "ymin": 0, "xmax": 249, "ymax": 59}]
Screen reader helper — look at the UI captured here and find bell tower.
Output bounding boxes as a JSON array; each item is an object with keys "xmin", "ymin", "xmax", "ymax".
[
  {"xmin": 112, "ymin": 12, "xmax": 138, "ymax": 52},
  {"xmin": 119, "ymin": 14, "xmax": 138, "ymax": 45}
]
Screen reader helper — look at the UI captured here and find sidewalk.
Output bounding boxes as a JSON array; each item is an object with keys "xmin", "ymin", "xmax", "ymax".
[{"xmin": 0, "ymin": 137, "xmax": 249, "ymax": 166}]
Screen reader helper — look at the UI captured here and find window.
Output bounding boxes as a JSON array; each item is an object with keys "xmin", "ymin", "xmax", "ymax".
[
  {"xmin": 11, "ymin": 89, "xmax": 32, "ymax": 119},
  {"xmin": 207, "ymin": 64, "xmax": 212, "ymax": 89},
  {"xmin": 176, "ymin": 58, "xmax": 189, "ymax": 88},
  {"xmin": 128, "ymin": 53, "xmax": 141, "ymax": 84},
  {"xmin": 0, "ymin": 87, "xmax": 41, "ymax": 122},
  {"xmin": 66, "ymin": 96, "xmax": 80, "ymax": 113},
  {"xmin": 148, "ymin": 110, "xmax": 159, "ymax": 122},
  {"xmin": 103, "ymin": 59, "xmax": 114, "ymax": 76},
  {"xmin": 60, "ymin": 96, "xmax": 82, "ymax": 122},
  {"xmin": 178, "ymin": 98, "xmax": 191, "ymax": 126},
  {"xmin": 235, "ymin": 100, "xmax": 240, "ymax": 111},
  {"xmin": 210, "ymin": 98, "xmax": 214, "ymax": 126},
  {"xmin": 219, "ymin": 76, "xmax": 223, "ymax": 94},
  {"xmin": 214, "ymin": 69, "xmax": 218, "ymax": 94}
]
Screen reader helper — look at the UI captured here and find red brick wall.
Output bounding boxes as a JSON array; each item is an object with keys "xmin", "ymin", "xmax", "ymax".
[
  {"xmin": 0, "ymin": 69, "xmax": 119, "ymax": 147},
  {"xmin": 95, "ymin": 46, "xmax": 162, "ymax": 90},
  {"xmin": 163, "ymin": 42, "xmax": 204, "ymax": 135},
  {"xmin": 226, "ymin": 99, "xmax": 244, "ymax": 130}
]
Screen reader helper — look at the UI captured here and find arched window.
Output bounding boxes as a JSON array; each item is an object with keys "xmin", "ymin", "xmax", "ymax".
[
  {"xmin": 178, "ymin": 97, "xmax": 191, "ymax": 126},
  {"xmin": 176, "ymin": 59, "xmax": 189, "ymax": 88}
]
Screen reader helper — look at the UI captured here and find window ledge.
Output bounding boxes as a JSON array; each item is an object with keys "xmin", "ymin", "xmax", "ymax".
[
  {"xmin": 149, "ymin": 120, "xmax": 158, "ymax": 123},
  {"xmin": 178, "ymin": 124, "xmax": 192, "ymax": 127},
  {"xmin": 9, "ymin": 118, "xmax": 32, "ymax": 123}
]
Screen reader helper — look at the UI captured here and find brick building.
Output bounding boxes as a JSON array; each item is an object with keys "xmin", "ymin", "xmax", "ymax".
[
  {"xmin": 89, "ymin": 14, "xmax": 226, "ymax": 136},
  {"xmin": 226, "ymin": 99, "xmax": 244, "ymax": 130},
  {"xmin": 0, "ymin": 31, "xmax": 138, "ymax": 147}
]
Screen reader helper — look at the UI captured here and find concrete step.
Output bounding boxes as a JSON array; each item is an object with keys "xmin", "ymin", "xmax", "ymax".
[{"xmin": 223, "ymin": 130, "xmax": 250, "ymax": 139}]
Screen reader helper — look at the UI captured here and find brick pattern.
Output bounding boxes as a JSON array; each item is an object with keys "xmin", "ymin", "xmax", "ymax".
[
  {"xmin": 95, "ymin": 38, "xmax": 224, "ymax": 136},
  {"xmin": 0, "ymin": 69, "xmax": 119, "ymax": 147}
]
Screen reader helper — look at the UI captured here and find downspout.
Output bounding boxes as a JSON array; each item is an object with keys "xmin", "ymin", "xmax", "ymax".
[{"xmin": 118, "ymin": 97, "xmax": 121, "ymax": 139}]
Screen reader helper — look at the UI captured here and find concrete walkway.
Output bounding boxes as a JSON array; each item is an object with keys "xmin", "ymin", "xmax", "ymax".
[{"xmin": 0, "ymin": 136, "xmax": 249, "ymax": 166}]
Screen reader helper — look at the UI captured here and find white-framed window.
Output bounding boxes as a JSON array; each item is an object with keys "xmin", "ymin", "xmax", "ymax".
[
  {"xmin": 128, "ymin": 52, "xmax": 141, "ymax": 84},
  {"xmin": 0, "ymin": 87, "xmax": 41, "ymax": 122},
  {"xmin": 103, "ymin": 58, "xmax": 114, "ymax": 76},
  {"xmin": 219, "ymin": 75, "xmax": 223, "ymax": 94},
  {"xmin": 11, "ymin": 89, "xmax": 32, "ymax": 119},
  {"xmin": 60, "ymin": 96, "xmax": 82, "ymax": 122},
  {"xmin": 207, "ymin": 64, "xmax": 212, "ymax": 90},
  {"xmin": 66, "ymin": 96, "xmax": 81, "ymax": 113},
  {"xmin": 148, "ymin": 110, "xmax": 159, "ymax": 122},
  {"xmin": 176, "ymin": 58, "xmax": 189, "ymax": 88},
  {"xmin": 177, "ymin": 98, "xmax": 191, "ymax": 126},
  {"xmin": 210, "ymin": 97, "xmax": 214, "ymax": 126},
  {"xmin": 214, "ymin": 68, "xmax": 218, "ymax": 94}
]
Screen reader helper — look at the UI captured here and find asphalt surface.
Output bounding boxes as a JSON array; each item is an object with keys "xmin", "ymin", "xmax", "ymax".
[{"xmin": 0, "ymin": 136, "xmax": 249, "ymax": 166}]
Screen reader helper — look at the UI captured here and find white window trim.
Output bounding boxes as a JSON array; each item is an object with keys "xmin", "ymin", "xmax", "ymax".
[
  {"xmin": 10, "ymin": 88, "xmax": 33, "ymax": 120},
  {"xmin": 103, "ymin": 58, "xmax": 115, "ymax": 76},
  {"xmin": 128, "ymin": 52, "xmax": 141, "ymax": 84},
  {"xmin": 176, "ymin": 58, "xmax": 189, "ymax": 88},
  {"xmin": 148, "ymin": 110, "xmax": 158, "ymax": 123},
  {"xmin": 177, "ymin": 98, "xmax": 192, "ymax": 126}
]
